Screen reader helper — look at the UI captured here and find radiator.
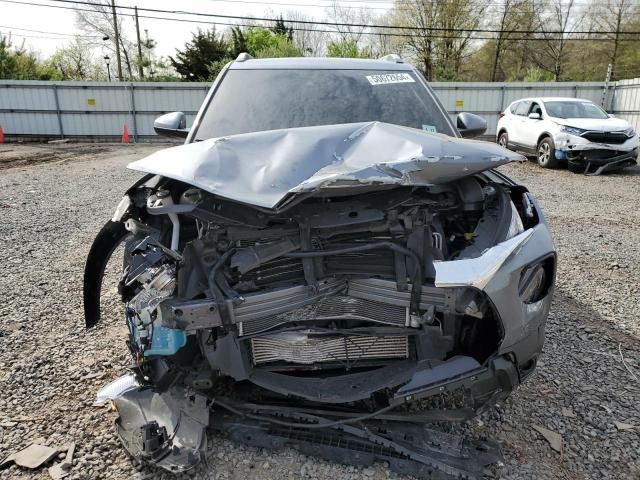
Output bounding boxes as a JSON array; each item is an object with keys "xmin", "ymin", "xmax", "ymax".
[
  {"xmin": 239, "ymin": 295, "xmax": 409, "ymax": 336},
  {"xmin": 249, "ymin": 331, "xmax": 409, "ymax": 365}
]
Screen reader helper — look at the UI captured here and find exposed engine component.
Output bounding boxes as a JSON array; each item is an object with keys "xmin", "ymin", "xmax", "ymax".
[{"xmin": 84, "ymin": 121, "xmax": 556, "ymax": 477}]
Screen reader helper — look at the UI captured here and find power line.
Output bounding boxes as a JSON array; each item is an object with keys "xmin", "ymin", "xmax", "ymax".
[
  {"xmin": 2, "ymin": 0, "xmax": 640, "ymax": 42},
  {"xmin": 14, "ymin": 0, "xmax": 640, "ymax": 35},
  {"xmin": 0, "ymin": 24, "xmax": 101, "ymax": 37},
  {"xmin": 0, "ymin": 31, "xmax": 90, "ymax": 40}
]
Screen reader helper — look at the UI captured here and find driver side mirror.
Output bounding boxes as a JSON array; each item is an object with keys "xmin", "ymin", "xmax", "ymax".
[
  {"xmin": 528, "ymin": 112, "xmax": 541, "ymax": 120},
  {"xmin": 154, "ymin": 111, "xmax": 189, "ymax": 139},
  {"xmin": 456, "ymin": 112, "xmax": 487, "ymax": 138}
]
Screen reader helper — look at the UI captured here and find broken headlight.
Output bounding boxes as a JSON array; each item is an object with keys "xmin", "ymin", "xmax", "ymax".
[
  {"xmin": 560, "ymin": 125, "xmax": 586, "ymax": 136},
  {"xmin": 518, "ymin": 262, "xmax": 548, "ymax": 304},
  {"xmin": 506, "ymin": 200, "xmax": 524, "ymax": 240}
]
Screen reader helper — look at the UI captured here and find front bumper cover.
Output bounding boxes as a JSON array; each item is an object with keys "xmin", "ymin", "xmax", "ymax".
[{"xmin": 555, "ymin": 132, "xmax": 638, "ymax": 174}]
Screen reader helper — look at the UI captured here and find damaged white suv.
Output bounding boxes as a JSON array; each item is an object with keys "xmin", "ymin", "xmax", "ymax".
[{"xmin": 497, "ymin": 97, "xmax": 638, "ymax": 174}]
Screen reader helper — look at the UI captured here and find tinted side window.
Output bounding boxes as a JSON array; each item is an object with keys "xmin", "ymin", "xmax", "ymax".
[{"xmin": 514, "ymin": 101, "xmax": 532, "ymax": 116}]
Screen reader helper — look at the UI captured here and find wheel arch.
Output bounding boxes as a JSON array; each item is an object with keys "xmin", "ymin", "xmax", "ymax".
[{"xmin": 536, "ymin": 132, "xmax": 554, "ymax": 147}]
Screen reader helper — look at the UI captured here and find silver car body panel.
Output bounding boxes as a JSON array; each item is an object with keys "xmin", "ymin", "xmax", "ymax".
[{"xmin": 129, "ymin": 121, "xmax": 524, "ymax": 209}]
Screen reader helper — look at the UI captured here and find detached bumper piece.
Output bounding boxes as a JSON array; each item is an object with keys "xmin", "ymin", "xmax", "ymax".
[
  {"xmin": 110, "ymin": 385, "xmax": 209, "ymax": 473},
  {"xmin": 566, "ymin": 148, "xmax": 638, "ymax": 175},
  {"xmin": 212, "ymin": 407, "xmax": 503, "ymax": 480}
]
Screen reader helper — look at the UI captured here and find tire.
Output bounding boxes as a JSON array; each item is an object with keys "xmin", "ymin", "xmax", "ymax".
[
  {"xmin": 536, "ymin": 137, "xmax": 560, "ymax": 168},
  {"xmin": 497, "ymin": 131, "xmax": 509, "ymax": 149}
]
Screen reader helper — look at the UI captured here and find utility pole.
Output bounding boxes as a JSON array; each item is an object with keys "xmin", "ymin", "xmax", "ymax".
[
  {"xmin": 134, "ymin": 6, "xmax": 144, "ymax": 80},
  {"xmin": 111, "ymin": 0, "xmax": 123, "ymax": 81},
  {"xmin": 602, "ymin": 63, "xmax": 613, "ymax": 108}
]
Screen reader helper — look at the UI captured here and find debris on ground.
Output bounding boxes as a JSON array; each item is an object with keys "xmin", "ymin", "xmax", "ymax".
[
  {"xmin": 0, "ymin": 442, "xmax": 59, "ymax": 469},
  {"xmin": 532, "ymin": 425, "xmax": 563, "ymax": 453},
  {"xmin": 47, "ymin": 443, "xmax": 75, "ymax": 480}
]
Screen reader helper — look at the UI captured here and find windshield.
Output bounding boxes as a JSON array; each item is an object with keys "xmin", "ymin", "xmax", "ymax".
[
  {"xmin": 544, "ymin": 101, "xmax": 609, "ymax": 119},
  {"xmin": 194, "ymin": 69, "xmax": 456, "ymax": 140}
]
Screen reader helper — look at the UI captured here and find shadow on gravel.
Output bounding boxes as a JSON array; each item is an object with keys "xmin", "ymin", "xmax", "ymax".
[
  {"xmin": 489, "ymin": 286, "xmax": 640, "ymax": 480},
  {"xmin": 553, "ymin": 288, "xmax": 640, "ymax": 347}
]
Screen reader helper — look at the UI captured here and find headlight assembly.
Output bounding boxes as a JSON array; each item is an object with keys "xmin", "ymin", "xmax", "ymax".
[
  {"xmin": 560, "ymin": 125, "xmax": 585, "ymax": 136},
  {"xmin": 623, "ymin": 127, "xmax": 636, "ymax": 138}
]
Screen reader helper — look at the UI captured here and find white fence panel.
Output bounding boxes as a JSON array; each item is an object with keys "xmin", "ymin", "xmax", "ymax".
[{"xmin": 0, "ymin": 79, "xmax": 638, "ymax": 140}]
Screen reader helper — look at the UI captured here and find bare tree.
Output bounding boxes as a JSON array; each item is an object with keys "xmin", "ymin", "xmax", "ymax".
[
  {"xmin": 489, "ymin": 0, "xmax": 541, "ymax": 81},
  {"xmin": 534, "ymin": 0, "xmax": 584, "ymax": 81},
  {"xmin": 589, "ymin": 0, "xmax": 638, "ymax": 79},
  {"xmin": 284, "ymin": 10, "xmax": 327, "ymax": 56},
  {"xmin": 325, "ymin": 1, "xmax": 372, "ymax": 47},
  {"xmin": 392, "ymin": 0, "xmax": 485, "ymax": 81},
  {"xmin": 75, "ymin": 0, "xmax": 136, "ymax": 80}
]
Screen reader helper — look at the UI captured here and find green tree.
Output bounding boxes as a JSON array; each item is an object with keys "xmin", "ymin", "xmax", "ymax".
[
  {"xmin": 245, "ymin": 28, "xmax": 280, "ymax": 55},
  {"xmin": 48, "ymin": 38, "xmax": 103, "ymax": 80},
  {"xmin": 326, "ymin": 39, "xmax": 372, "ymax": 58},
  {"xmin": 271, "ymin": 16, "xmax": 293, "ymax": 41},
  {"xmin": 170, "ymin": 28, "xmax": 229, "ymax": 81},
  {"xmin": 255, "ymin": 35, "xmax": 302, "ymax": 58},
  {"xmin": 0, "ymin": 34, "xmax": 58, "ymax": 80}
]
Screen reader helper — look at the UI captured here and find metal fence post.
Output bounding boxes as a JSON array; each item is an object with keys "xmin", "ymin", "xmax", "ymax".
[
  {"xmin": 129, "ymin": 82, "xmax": 138, "ymax": 142},
  {"xmin": 499, "ymin": 84, "xmax": 506, "ymax": 113},
  {"xmin": 52, "ymin": 84, "xmax": 64, "ymax": 139}
]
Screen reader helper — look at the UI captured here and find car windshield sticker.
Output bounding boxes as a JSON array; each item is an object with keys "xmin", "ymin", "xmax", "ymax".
[
  {"xmin": 422, "ymin": 124, "xmax": 437, "ymax": 133},
  {"xmin": 365, "ymin": 73, "xmax": 415, "ymax": 85}
]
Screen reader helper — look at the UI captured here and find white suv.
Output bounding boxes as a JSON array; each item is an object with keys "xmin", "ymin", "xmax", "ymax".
[{"xmin": 497, "ymin": 97, "xmax": 638, "ymax": 174}]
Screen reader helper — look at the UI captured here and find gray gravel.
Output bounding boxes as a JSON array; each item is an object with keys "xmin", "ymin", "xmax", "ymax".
[{"xmin": 0, "ymin": 144, "xmax": 638, "ymax": 480}]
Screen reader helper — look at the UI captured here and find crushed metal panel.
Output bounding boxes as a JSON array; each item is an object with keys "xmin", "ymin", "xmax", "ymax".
[
  {"xmin": 128, "ymin": 121, "xmax": 524, "ymax": 209},
  {"xmin": 110, "ymin": 385, "xmax": 209, "ymax": 473}
]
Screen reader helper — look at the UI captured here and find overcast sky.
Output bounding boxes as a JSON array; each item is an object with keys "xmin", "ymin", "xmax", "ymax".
[{"xmin": 0, "ymin": 0, "xmax": 393, "ymax": 58}]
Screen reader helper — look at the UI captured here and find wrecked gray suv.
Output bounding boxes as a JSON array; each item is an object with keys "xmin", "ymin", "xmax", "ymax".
[{"xmin": 84, "ymin": 57, "xmax": 556, "ymax": 478}]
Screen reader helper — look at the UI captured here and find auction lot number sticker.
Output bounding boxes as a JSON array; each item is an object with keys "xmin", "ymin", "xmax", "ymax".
[{"xmin": 366, "ymin": 73, "xmax": 415, "ymax": 85}]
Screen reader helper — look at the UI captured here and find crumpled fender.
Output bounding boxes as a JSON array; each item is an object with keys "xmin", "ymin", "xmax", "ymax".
[{"xmin": 83, "ymin": 220, "xmax": 128, "ymax": 328}]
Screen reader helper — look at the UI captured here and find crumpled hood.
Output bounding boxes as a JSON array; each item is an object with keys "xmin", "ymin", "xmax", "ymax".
[{"xmin": 129, "ymin": 121, "xmax": 524, "ymax": 209}]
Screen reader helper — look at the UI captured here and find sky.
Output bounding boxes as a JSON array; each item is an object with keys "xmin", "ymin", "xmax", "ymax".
[{"xmin": 0, "ymin": 0, "xmax": 394, "ymax": 59}]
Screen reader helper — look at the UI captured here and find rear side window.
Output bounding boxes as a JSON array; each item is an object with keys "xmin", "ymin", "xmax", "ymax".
[
  {"xmin": 509, "ymin": 102, "xmax": 520, "ymax": 114},
  {"xmin": 514, "ymin": 101, "xmax": 532, "ymax": 116}
]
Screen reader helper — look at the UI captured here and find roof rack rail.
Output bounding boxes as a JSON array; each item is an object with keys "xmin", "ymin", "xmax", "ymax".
[
  {"xmin": 236, "ymin": 52, "xmax": 253, "ymax": 62},
  {"xmin": 380, "ymin": 54, "xmax": 403, "ymax": 63}
]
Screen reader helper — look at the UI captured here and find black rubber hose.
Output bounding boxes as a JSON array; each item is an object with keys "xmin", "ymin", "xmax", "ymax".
[
  {"xmin": 212, "ymin": 398, "xmax": 397, "ymax": 429},
  {"xmin": 207, "ymin": 248, "xmax": 237, "ymax": 300},
  {"xmin": 285, "ymin": 242, "xmax": 423, "ymax": 316}
]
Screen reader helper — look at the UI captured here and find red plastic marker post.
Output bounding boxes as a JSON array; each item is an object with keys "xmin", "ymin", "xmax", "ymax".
[
  {"xmin": 121, "ymin": 124, "xmax": 130, "ymax": 143},
  {"xmin": 0, "ymin": 125, "xmax": 4, "ymax": 144}
]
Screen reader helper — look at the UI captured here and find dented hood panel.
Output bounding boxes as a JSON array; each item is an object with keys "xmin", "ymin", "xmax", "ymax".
[{"xmin": 129, "ymin": 122, "xmax": 524, "ymax": 209}]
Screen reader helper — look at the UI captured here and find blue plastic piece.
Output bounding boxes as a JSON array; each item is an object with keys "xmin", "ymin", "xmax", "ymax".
[
  {"xmin": 144, "ymin": 325, "xmax": 187, "ymax": 356},
  {"xmin": 555, "ymin": 149, "xmax": 567, "ymax": 160}
]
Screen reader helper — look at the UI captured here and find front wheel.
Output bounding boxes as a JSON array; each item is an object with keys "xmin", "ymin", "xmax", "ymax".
[
  {"xmin": 498, "ymin": 131, "xmax": 509, "ymax": 149},
  {"xmin": 537, "ymin": 137, "xmax": 560, "ymax": 168}
]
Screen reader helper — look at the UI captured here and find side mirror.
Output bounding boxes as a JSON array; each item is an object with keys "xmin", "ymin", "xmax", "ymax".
[
  {"xmin": 456, "ymin": 112, "xmax": 487, "ymax": 139},
  {"xmin": 153, "ymin": 112, "xmax": 189, "ymax": 138},
  {"xmin": 608, "ymin": 113, "xmax": 615, "ymax": 118},
  {"xmin": 528, "ymin": 112, "xmax": 541, "ymax": 120}
]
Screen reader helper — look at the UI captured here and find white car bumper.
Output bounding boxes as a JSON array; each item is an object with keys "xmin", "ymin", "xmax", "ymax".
[
  {"xmin": 553, "ymin": 132, "xmax": 638, "ymax": 174},
  {"xmin": 553, "ymin": 132, "xmax": 639, "ymax": 152}
]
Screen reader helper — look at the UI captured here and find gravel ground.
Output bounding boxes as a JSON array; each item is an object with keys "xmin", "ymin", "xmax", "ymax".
[{"xmin": 0, "ymin": 144, "xmax": 638, "ymax": 480}]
